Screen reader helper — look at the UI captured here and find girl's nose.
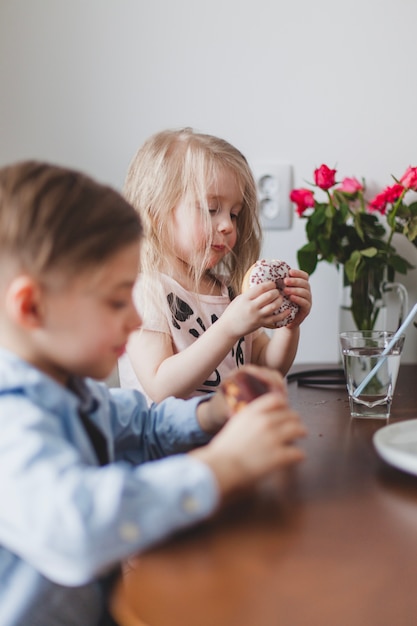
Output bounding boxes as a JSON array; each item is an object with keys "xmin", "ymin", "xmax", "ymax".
[{"xmin": 217, "ymin": 213, "xmax": 233, "ymax": 234}]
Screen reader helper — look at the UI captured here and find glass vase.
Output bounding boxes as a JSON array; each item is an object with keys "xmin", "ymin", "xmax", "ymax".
[{"xmin": 339, "ymin": 266, "xmax": 408, "ymax": 332}]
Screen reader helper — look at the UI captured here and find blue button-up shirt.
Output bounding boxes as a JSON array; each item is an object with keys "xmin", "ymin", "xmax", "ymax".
[{"xmin": 0, "ymin": 348, "xmax": 219, "ymax": 625}]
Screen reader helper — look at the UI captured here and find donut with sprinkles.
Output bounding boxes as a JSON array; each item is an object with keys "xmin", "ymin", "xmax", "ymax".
[{"xmin": 242, "ymin": 259, "xmax": 299, "ymax": 329}]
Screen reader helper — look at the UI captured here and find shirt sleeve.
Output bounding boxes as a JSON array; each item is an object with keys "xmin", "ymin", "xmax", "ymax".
[{"xmin": 106, "ymin": 386, "xmax": 213, "ymax": 464}]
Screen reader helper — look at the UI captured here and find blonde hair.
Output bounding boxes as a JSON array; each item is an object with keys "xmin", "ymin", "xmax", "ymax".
[
  {"xmin": 124, "ymin": 128, "xmax": 261, "ymax": 308},
  {"xmin": 0, "ymin": 160, "xmax": 142, "ymax": 283}
]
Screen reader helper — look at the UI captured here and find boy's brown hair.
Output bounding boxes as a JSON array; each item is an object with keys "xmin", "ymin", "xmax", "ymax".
[{"xmin": 0, "ymin": 160, "xmax": 142, "ymax": 280}]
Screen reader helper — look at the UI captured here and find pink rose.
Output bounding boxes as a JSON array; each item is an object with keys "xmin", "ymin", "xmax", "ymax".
[
  {"xmin": 338, "ymin": 177, "xmax": 363, "ymax": 194},
  {"xmin": 290, "ymin": 188, "xmax": 315, "ymax": 216},
  {"xmin": 400, "ymin": 166, "xmax": 417, "ymax": 191},
  {"xmin": 314, "ymin": 164, "xmax": 337, "ymax": 190}
]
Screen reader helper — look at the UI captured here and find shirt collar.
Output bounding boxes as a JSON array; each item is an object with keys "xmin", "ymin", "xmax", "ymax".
[{"xmin": 0, "ymin": 347, "xmax": 98, "ymax": 415}]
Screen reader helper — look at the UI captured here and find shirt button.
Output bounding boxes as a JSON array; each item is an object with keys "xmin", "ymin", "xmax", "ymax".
[
  {"xmin": 119, "ymin": 522, "xmax": 140, "ymax": 542},
  {"xmin": 182, "ymin": 495, "xmax": 199, "ymax": 513}
]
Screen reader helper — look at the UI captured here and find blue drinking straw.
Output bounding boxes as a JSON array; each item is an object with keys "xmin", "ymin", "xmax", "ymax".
[{"xmin": 353, "ymin": 302, "xmax": 417, "ymax": 398}]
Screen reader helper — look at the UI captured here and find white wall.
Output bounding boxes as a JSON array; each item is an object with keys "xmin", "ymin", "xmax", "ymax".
[{"xmin": 1, "ymin": 0, "xmax": 417, "ymax": 363}]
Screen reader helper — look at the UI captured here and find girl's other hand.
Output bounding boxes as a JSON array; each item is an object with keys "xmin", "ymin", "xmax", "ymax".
[{"xmin": 282, "ymin": 269, "xmax": 312, "ymax": 328}]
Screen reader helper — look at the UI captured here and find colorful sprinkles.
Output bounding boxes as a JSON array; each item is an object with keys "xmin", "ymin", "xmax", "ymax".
[{"xmin": 247, "ymin": 259, "xmax": 299, "ymax": 328}]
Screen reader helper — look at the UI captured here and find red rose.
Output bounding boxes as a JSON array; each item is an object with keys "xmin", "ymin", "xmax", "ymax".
[
  {"xmin": 338, "ymin": 177, "xmax": 363, "ymax": 194},
  {"xmin": 290, "ymin": 188, "xmax": 315, "ymax": 216},
  {"xmin": 384, "ymin": 183, "xmax": 404, "ymax": 203},
  {"xmin": 368, "ymin": 184, "xmax": 403, "ymax": 214},
  {"xmin": 400, "ymin": 166, "xmax": 417, "ymax": 191},
  {"xmin": 314, "ymin": 164, "xmax": 336, "ymax": 190},
  {"xmin": 368, "ymin": 191, "xmax": 388, "ymax": 214}
]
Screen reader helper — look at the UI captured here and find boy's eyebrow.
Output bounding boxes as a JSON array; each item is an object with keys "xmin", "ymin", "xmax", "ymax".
[
  {"xmin": 102, "ymin": 279, "xmax": 137, "ymax": 292},
  {"xmin": 116, "ymin": 280, "xmax": 137, "ymax": 289}
]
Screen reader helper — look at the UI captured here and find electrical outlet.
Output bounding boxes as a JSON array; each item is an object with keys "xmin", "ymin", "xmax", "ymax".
[{"xmin": 252, "ymin": 163, "xmax": 293, "ymax": 230}]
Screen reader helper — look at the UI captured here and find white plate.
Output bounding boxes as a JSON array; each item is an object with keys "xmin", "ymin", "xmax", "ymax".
[{"xmin": 373, "ymin": 419, "xmax": 417, "ymax": 476}]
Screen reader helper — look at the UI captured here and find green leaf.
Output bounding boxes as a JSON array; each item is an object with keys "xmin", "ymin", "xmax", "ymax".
[
  {"xmin": 309, "ymin": 204, "xmax": 327, "ymax": 226},
  {"xmin": 360, "ymin": 247, "xmax": 378, "ymax": 258},
  {"xmin": 344, "ymin": 250, "xmax": 362, "ymax": 283},
  {"xmin": 324, "ymin": 204, "xmax": 334, "ymax": 218},
  {"xmin": 297, "ymin": 242, "xmax": 318, "ymax": 275},
  {"xmin": 353, "ymin": 214, "xmax": 365, "ymax": 241},
  {"xmin": 386, "ymin": 210, "xmax": 396, "ymax": 229},
  {"xmin": 317, "ymin": 234, "xmax": 332, "ymax": 259},
  {"xmin": 406, "ymin": 216, "xmax": 417, "ymax": 242},
  {"xmin": 388, "ymin": 254, "xmax": 415, "ymax": 274}
]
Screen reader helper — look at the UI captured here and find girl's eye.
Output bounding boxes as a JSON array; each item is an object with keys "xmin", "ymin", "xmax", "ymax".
[{"xmin": 230, "ymin": 213, "xmax": 239, "ymax": 220}]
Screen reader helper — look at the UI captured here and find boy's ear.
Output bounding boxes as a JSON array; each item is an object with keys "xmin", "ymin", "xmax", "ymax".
[{"xmin": 5, "ymin": 275, "xmax": 44, "ymax": 328}]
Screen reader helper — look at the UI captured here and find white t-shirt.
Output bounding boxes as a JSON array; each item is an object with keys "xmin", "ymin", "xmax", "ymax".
[{"xmin": 119, "ymin": 274, "xmax": 261, "ymax": 399}]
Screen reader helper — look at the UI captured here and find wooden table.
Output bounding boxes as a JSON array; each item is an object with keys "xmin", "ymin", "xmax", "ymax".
[{"xmin": 111, "ymin": 364, "xmax": 417, "ymax": 626}]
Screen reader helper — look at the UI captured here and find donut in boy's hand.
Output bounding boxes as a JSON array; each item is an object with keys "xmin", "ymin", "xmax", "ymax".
[
  {"xmin": 241, "ymin": 259, "xmax": 299, "ymax": 329},
  {"xmin": 220, "ymin": 370, "xmax": 272, "ymax": 415}
]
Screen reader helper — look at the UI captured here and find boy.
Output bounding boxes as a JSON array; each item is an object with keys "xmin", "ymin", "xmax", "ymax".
[{"xmin": 0, "ymin": 161, "xmax": 306, "ymax": 625}]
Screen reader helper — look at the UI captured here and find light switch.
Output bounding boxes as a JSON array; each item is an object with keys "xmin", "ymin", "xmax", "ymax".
[{"xmin": 252, "ymin": 163, "xmax": 293, "ymax": 230}]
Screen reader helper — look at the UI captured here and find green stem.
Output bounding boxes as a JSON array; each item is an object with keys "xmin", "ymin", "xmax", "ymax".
[
  {"xmin": 326, "ymin": 189, "xmax": 335, "ymax": 212},
  {"xmin": 387, "ymin": 188, "xmax": 407, "ymax": 247}
]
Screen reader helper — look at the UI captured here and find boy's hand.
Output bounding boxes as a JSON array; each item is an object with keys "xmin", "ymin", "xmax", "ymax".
[
  {"xmin": 196, "ymin": 365, "xmax": 288, "ymax": 434},
  {"xmin": 192, "ymin": 386, "xmax": 306, "ymax": 498}
]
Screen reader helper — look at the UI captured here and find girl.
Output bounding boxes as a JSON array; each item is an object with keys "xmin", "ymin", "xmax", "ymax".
[{"xmin": 119, "ymin": 128, "xmax": 312, "ymax": 401}]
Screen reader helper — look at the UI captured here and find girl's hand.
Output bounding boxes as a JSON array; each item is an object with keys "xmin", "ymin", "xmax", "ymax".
[
  {"xmin": 281, "ymin": 268, "xmax": 312, "ymax": 328},
  {"xmin": 220, "ymin": 282, "xmax": 289, "ymax": 337}
]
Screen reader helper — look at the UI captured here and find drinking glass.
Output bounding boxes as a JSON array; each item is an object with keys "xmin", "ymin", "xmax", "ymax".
[{"xmin": 339, "ymin": 330, "xmax": 405, "ymax": 419}]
